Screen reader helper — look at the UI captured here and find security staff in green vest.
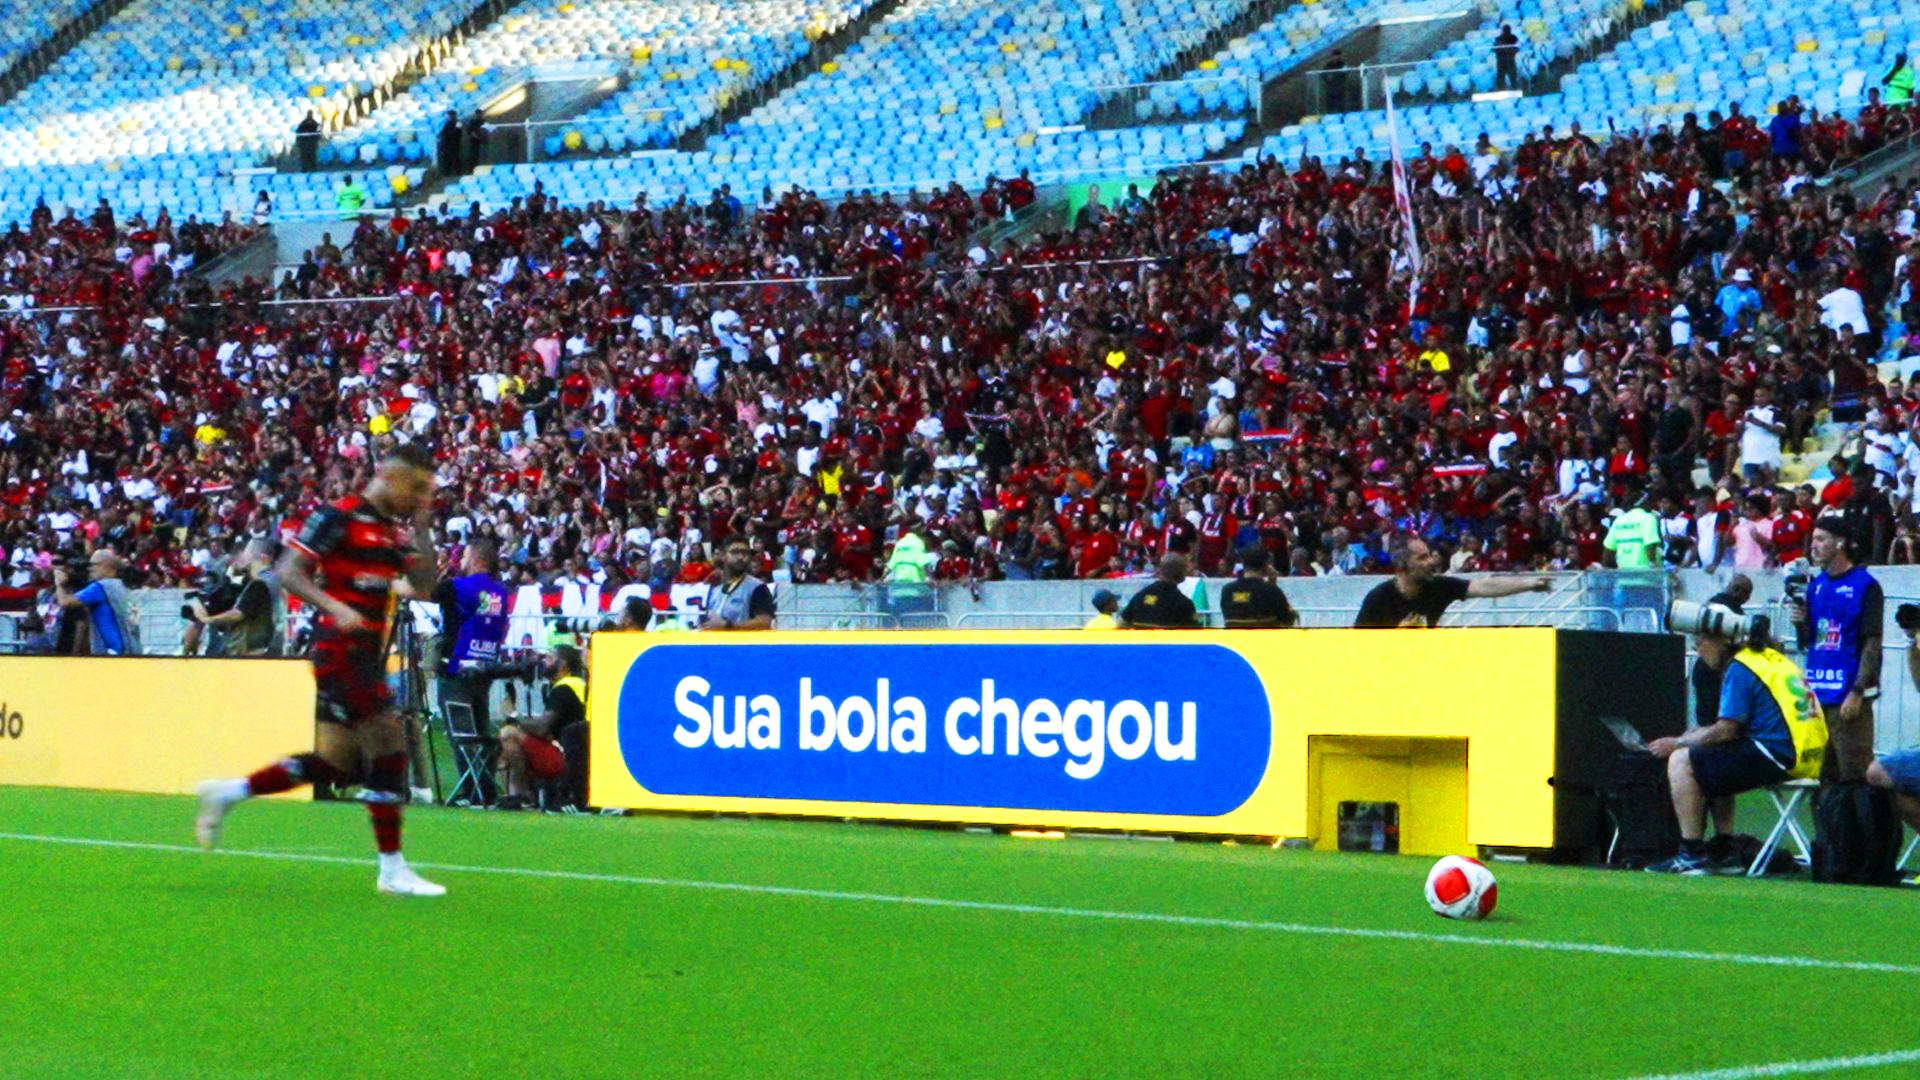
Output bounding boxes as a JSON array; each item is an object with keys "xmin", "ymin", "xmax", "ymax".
[
  {"xmin": 699, "ymin": 537, "xmax": 775, "ymax": 631},
  {"xmin": 884, "ymin": 524, "xmax": 937, "ymax": 618},
  {"xmin": 1602, "ymin": 488, "xmax": 1664, "ymax": 569},
  {"xmin": 1646, "ymin": 610, "xmax": 1828, "ymax": 874},
  {"xmin": 335, "ymin": 173, "xmax": 368, "ymax": 219},
  {"xmin": 1885, "ymin": 55, "xmax": 1915, "ymax": 106}
]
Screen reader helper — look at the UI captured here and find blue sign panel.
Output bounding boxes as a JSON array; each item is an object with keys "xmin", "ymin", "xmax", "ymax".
[{"xmin": 615, "ymin": 642, "xmax": 1272, "ymax": 816}]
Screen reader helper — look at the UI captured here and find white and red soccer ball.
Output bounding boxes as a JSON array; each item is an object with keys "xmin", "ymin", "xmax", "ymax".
[{"xmin": 1425, "ymin": 856, "xmax": 1498, "ymax": 920}]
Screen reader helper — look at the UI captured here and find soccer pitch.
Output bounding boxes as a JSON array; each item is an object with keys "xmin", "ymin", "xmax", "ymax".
[{"xmin": 4, "ymin": 788, "xmax": 1917, "ymax": 1079}]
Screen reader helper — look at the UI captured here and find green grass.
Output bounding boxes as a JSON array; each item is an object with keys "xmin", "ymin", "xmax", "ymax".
[{"xmin": 3, "ymin": 787, "xmax": 1918, "ymax": 1079}]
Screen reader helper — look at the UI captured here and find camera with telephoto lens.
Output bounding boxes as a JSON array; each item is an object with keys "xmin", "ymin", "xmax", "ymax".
[
  {"xmin": 181, "ymin": 569, "xmax": 239, "ymax": 621},
  {"xmin": 1667, "ymin": 600, "xmax": 1765, "ymax": 643},
  {"xmin": 1897, "ymin": 603, "xmax": 1920, "ymax": 636},
  {"xmin": 553, "ymin": 614, "xmax": 613, "ymax": 635}
]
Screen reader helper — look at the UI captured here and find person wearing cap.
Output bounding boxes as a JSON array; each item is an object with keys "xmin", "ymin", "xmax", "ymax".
[
  {"xmin": 1085, "ymin": 589, "xmax": 1121, "ymax": 630},
  {"xmin": 1220, "ymin": 547, "xmax": 1299, "ymax": 628},
  {"xmin": 1715, "ymin": 268, "xmax": 1761, "ymax": 340},
  {"xmin": 1689, "ymin": 576, "xmax": 1754, "ymax": 845},
  {"xmin": 1792, "ymin": 514, "xmax": 1884, "ymax": 783}
]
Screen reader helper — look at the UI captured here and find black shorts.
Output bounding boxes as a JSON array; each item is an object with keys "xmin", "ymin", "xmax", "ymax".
[
  {"xmin": 1690, "ymin": 738, "xmax": 1790, "ymax": 799},
  {"xmin": 312, "ymin": 632, "xmax": 393, "ymax": 726}
]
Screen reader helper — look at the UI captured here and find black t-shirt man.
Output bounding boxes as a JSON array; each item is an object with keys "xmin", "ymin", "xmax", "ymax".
[
  {"xmin": 1221, "ymin": 576, "xmax": 1297, "ymax": 627},
  {"xmin": 1121, "ymin": 580, "xmax": 1200, "ymax": 628},
  {"xmin": 227, "ymin": 577, "xmax": 276, "ymax": 656},
  {"xmin": 1354, "ymin": 575, "xmax": 1472, "ymax": 628}
]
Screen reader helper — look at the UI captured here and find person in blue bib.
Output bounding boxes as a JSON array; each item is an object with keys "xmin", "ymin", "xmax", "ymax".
[
  {"xmin": 1648, "ymin": 610, "xmax": 1828, "ymax": 874},
  {"xmin": 439, "ymin": 538, "xmax": 511, "ymax": 677},
  {"xmin": 1790, "ymin": 515, "xmax": 1883, "ymax": 783},
  {"xmin": 434, "ymin": 537, "xmax": 512, "ymax": 738}
]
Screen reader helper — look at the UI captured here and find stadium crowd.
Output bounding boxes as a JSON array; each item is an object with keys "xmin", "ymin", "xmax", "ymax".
[{"xmin": 6, "ymin": 94, "xmax": 1920, "ymax": 611}]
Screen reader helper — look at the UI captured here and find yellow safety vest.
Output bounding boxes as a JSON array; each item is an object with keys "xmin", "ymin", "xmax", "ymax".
[
  {"xmin": 553, "ymin": 675, "xmax": 588, "ymax": 715},
  {"xmin": 1730, "ymin": 647, "xmax": 1827, "ymax": 780}
]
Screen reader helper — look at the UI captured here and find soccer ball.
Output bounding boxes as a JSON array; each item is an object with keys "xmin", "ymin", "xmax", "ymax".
[{"xmin": 1425, "ymin": 855, "xmax": 1498, "ymax": 920}]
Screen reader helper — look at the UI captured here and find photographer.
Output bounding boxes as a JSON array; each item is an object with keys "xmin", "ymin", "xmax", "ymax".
[
  {"xmin": 497, "ymin": 645, "xmax": 586, "ymax": 811},
  {"xmin": 1688, "ymin": 576, "xmax": 1753, "ymax": 841},
  {"xmin": 699, "ymin": 537, "xmax": 775, "ymax": 631},
  {"xmin": 1648, "ymin": 608, "xmax": 1828, "ymax": 874},
  {"xmin": 181, "ymin": 563, "xmax": 241, "ymax": 658},
  {"xmin": 183, "ymin": 541, "xmax": 279, "ymax": 657},
  {"xmin": 1791, "ymin": 516, "xmax": 1883, "ymax": 783},
  {"xmin": 434, "ymin": 537, "xmax": 511, "ymax": 730},
  {"xmin": 53, "ymin": 549, "xmax": 141, "ymax": 656}
]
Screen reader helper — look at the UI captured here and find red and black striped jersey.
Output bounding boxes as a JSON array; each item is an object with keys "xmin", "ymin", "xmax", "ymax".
[{"xmin": 290, "ymin": 495, "xmax": 411, "ymax": 632}]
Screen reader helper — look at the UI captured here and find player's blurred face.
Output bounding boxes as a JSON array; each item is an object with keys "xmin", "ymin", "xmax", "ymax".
[{"xmin": 375, "ymin": 461, "xmax": 435, "ymax": 518}]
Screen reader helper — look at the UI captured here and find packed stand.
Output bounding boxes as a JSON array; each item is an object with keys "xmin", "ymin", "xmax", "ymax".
[{"xmin": 5, "ymin": 96, "xmax": 1920, "ymax": 645}]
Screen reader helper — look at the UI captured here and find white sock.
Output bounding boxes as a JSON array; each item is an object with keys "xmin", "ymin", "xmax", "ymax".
[
  {"xmin": 377, "ymin": 851, "xmax": 406, "ymax": 876},
  {"xmin": 213, "ymin": 778, "xmax": 250, "ymax": 802}
]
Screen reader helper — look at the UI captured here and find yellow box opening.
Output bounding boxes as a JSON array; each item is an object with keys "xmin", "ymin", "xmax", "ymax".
[{"xmin": 1308, "ymin": 736, "xmax": 1470, "ymax": 857}]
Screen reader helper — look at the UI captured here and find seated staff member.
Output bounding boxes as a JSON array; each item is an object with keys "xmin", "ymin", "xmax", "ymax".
[
  {"xmin": 497, "ymin": 645, "xmax": 586, "ymax": 811},
  {"xmin": 1646, "ymin": 613, "xmax": 1827, "ymax": 875},
  {"xmin": 1866, "ymin": 616, "xmax": 1920, "ymax": 852},
  {"xmin": 1220, "ymin": 548, "xmax": 1298, "ymax": 628},
  {"xmin": 1354, "ymin": 534, "xmax": 1552, "ymax": 628}
]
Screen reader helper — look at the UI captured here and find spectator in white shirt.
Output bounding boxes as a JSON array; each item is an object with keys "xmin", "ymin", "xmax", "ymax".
[
  {"xmin": 1738, "ymin": 386, "xmax": 1784, "ymax": 482},
  {"xmin": 1818, "ymin": 280, "xmax": 1870, "ymax": 342}
]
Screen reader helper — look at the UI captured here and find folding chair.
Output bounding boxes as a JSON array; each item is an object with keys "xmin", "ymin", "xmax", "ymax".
[
  {"xmin": 443, "ymin": 700, "xmax": 494, "ymax": 807},
  {"xmin": 1747, "ymin": 779, "xmax": 1817, "ymax": 878}
]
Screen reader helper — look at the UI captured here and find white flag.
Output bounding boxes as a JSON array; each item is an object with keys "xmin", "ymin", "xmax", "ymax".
[{"xmin": 1384, "ymin": 84, "xmax": 1422, "ymax": 317}]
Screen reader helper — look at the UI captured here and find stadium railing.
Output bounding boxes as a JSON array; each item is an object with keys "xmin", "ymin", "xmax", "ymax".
[{"xmin": 1301, "ymin": 60, "xmax": 1424, "ymax": 116}]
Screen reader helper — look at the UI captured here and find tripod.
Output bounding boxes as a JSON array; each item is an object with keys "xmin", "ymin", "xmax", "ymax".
[{"xmin": 394, "ymin": 616, "xmax": 445, "ymax": 805}]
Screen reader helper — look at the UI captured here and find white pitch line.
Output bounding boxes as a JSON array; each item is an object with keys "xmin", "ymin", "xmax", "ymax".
[
  {"xmin": 4, "ymin": 830, "xmax": 1919, "ymax": 977},
  {"xmin": 1627, "ymin": 1047, "xmax": 1920, "ymax": 1078}
]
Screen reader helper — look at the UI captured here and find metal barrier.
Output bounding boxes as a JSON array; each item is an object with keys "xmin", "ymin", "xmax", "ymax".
[
  {"xmin": 1302, "ymin": 60, "xmax": 1424, "ymax": 116},
  {"xmin": 775, "ymin": 610, "xmax": 907, "ymax": 631},
  {"xmin": 1076, "ymin": 74, "xmax": 1263, "ymax": 129},
  {"xmin": 951, "ymin": 612, "xmax": 1086, "ymax": 630}
]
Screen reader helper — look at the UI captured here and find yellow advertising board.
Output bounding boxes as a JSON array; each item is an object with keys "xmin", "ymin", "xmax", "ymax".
[
  {"xmin": 0, "ymin": 657, "xmax": 315, "ymax": 799},
  {"xmin": 588, "ymin": 629, "xmax": 1562, "ymax": 849}
]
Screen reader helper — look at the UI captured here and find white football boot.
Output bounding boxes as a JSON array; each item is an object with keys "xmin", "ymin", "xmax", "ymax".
[
  {"xmin": 194, "ymin": 778, "xmax": 248, "ymax": 850},
  {"xmin": 376, "ymin": 855, "xmax": 447, "ymax": 897}
]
